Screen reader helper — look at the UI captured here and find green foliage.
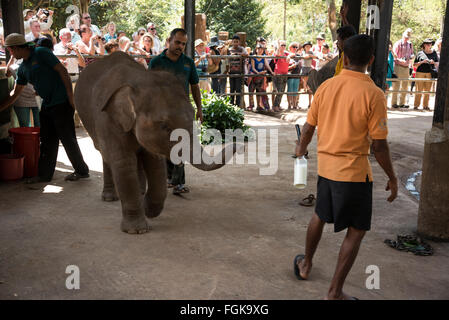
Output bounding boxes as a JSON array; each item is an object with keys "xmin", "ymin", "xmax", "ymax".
[
  {"xmin": 199, "ymin": 92, "xmax": 251, "ymax": 145},
  {"xmin": 21, "ymin": 0, "xmax": 446, "ymax": 51},
  {"xmin": 389, "ymin": 0, "xmax": 446, "ymax": 48},
  {"xmin": 94, "ymin": 0, "xmax": 184, "ymax": 39},
  {"xmin": 199, "ymin": 0, "xmax": 268, "ymax": 47},
  {"xmin": 259, "ymin": 0, "xmax": 343, "ymax": 46}
]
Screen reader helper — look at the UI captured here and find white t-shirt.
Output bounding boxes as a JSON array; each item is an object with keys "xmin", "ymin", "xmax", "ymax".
[
  {"xmin": 54, "ymin": 42, "xmax": 79, "ymax": 75},
  {"xmin": 90, "ymin": 24, "xmax": 102, "ymax": 36},
  {"xmin": 152, "ymin": 36, "xmax": 163, "ymax": 55},
  {"xmin": 25, "ymin": 32, "xmax": 44, "ymax": 42}
]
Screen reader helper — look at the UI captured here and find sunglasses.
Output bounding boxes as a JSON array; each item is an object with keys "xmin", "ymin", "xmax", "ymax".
[
  {"xmin": 139, "ymin": 33, "xmax": 145, "ymax": 36},
  {"xmin": 292, "ymin": 46, "xmax": 298, "ymax": 48},
  {"xmin": 83, "ymin": 16, "xmax": 91, "ymax": 19},
  {"xmin": 280, "ymin": 44, "xmax": 286, "ymax": 47},
  {"xmin": 150, "ymin": 28, "xmax": 156, "ymax": 30}
]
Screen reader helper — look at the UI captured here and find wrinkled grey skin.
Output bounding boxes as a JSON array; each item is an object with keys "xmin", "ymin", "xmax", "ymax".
[{"xmin": 74, "ymin": 52, "xmax": 237, "ymax": 234}]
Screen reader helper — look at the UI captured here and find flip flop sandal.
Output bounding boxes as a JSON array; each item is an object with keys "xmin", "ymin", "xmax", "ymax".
[
  {"xmin": 173, "ymin": 186, "xmax": 190, "ymax": 195},
  {"xmin": 299, "ymin": 194, "xmax": 315, "ymax": 207},
  {"xmin": 293, "ymin": 254, "xmax": 306, "ymax": 280},
  {"xmin": 167, "ymin": 183, "xmax": 175, "ymax": 188}
]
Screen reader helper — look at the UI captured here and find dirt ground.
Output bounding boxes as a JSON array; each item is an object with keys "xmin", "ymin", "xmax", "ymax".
[{"xmin": 1, "ymin": 104, "xmax": 448, "ymax": 300}]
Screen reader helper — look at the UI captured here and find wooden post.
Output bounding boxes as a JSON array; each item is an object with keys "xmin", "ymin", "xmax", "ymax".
[
  {"xmin": 369, "ymin": 0, "xmax": 394, "ymax": 90},
  {"xmin": 184, "ymin": 0, "xmax": 195, "ymax": 58},
  {"xmin": 417, "ymin": 0, "xmax": 449, "ymax": 241},
  {"xmin": 1, "ymin": 0, "xmax": 25, "ymax": 62}
]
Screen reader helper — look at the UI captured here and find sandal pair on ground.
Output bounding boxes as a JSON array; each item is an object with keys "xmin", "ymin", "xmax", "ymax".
[
  {"xmin": 293, "ymin": 254, "xmax": 359, "ymax": 300},
  {"xmin": 167, "ymin": 183, "xmax": 190, "ymax": 195}
]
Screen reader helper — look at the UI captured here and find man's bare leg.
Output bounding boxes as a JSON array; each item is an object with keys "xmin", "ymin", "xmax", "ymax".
[
  {"xmin": 327, "ymin": 226, "xmax": 366, "ymax": 300},
  {"xmin": 298, "ymin": 213, "xmax": 326, "ymax": 279}
]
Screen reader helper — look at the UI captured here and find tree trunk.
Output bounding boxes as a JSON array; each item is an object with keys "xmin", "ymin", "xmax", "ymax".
[
  {"xmin": 283, "ymin": 0, "xmax": 286, "ymax": 40},
  {"xmin": 79, "ymin": 0, "xmax": 90, "ymax": 14},
  {"xmin": 328, "ymin": 0, "xmax": 337, "ymax": 42}
]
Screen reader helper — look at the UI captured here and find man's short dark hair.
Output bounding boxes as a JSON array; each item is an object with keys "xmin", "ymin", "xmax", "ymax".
[
  {"xmin": 344, "ymin": 34, "xmax": 375, "ymax": 67},
  {"xmin": 36, "ymin": 37, "xmax": 54, "ymax": 50},
  {"xmin": 336, "ymin": 25, "xmax": 357, "ymax": 41},
  {"xmin": 232, "ymin": 35, "xmax": 240, "ymax": 40},
  {"xmin": 169, "ymin": 28, "xmax": 187, "ymax": 39}
]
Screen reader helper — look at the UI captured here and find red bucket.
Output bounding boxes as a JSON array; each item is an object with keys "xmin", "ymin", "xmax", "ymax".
[
  {"xmin": 0, "ymin": 154, "xmax": 24, "ymax": 181},
  {"xmin": 9, "ymin": 127, "xmax": 40, "ymax": 178}
]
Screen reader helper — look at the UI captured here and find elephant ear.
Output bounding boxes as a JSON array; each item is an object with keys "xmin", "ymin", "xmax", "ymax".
[{"xmin": 98, "ymin": 84, "xmax": 137, "ymax": 133}]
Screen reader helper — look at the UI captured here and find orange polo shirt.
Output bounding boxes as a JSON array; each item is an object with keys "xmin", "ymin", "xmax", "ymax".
[{"xmin": 307, "ymin": 69, "xmax": 388, "ymax": 182}]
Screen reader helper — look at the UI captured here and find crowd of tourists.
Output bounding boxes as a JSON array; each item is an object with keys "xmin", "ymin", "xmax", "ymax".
[{"xmin": 0, "ymin": 7, "xmax": 443, "ymax": 130}]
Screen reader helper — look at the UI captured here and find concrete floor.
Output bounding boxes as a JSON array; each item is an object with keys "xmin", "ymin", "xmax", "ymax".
[{"xmin": 1, "ymin": 107, "xmax": 448, "ymax": 300}]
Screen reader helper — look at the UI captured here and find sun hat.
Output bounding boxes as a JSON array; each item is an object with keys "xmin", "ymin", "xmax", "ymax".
[
  {"xmin": 316, "ymin": 33, "xmax": 325, "ymax": 40},
  {"xmin": 421, "ymin": 38, "xmax": 435, "ymax": 48},
  {"xmin": 4, "ymin": 33, "xmax": 34, "ymax": 47},
  {"xmin": 208, "ymin": 36, "xmax": 223, "ymax": 48},
  {"xmin": 194, "ymin": 39, "xmax": 205, "ymax": 47},
  {"xmin": 403, "ymin": 28, "xmax": 412, "ymax": 38},
  {"xmin": 302, "ymin": 41, "xmax": 313, "ymax": 49},
  {"xmin": 23, "ymin": 9, "xmax": 35, "ymax": 18}
]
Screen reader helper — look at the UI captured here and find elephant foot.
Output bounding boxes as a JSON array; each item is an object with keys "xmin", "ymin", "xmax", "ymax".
[
  {"xmin": 144, "ymin": 201, "xmax": 164, "ymax": 219},
  {"xmin": 102, "ymin": 189, "xmax": 119, "ymax": 202},
  {"xmin": 120, "ymin": 215, "xmax": 150, "ymax": 234}
]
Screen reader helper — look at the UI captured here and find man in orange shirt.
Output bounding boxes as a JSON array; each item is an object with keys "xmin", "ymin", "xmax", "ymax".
[{"xmin": 293, "ymin": 34, "xmax": 398, "ymax": 300}]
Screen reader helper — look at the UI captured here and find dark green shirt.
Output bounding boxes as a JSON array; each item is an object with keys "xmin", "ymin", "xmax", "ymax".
[
  {"xmin": 16, "ymin": 47, "xmax": 67, "ymax": 108},
  {"xmin": 148, "ymin": 49, "xmax": 199, "ymax": 94}
]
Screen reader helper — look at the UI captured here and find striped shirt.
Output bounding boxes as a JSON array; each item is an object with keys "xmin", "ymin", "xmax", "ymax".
[{"xmin": 393, "ymin": 39, "xmax": 414, "ymax": 67}]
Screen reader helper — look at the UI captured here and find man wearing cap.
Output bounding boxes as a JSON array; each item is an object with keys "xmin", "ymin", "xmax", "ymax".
[
  {"xmin": 149, "ymin": 28, "xmax": 202, "ymax": 195},
  {"xmin": 312, "ymin": 33, "xmax": 326, "ymax": 56},
  {"xmin": 392, "ymin": 28, "xmax": 415, "ymax": 109},
  {"xmin": 413, "ymin": 38, "xmax": 439, "ymax": 111},
  {"xmin": 0, "ymin": 33, "xmax": 89, "ymax": 183},
  {"xmin": 208, "ymin": 36, "xmax": 223, "ymax": 93}
]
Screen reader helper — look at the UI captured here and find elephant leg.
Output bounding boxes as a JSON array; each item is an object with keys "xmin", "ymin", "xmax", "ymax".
[
  {"xmin": 102, "ymin": 160, "xmax": 119, "ymax": 202},
  {"xmin": 111, "ymin": 157, "xmax": 149, "ymax": 234},
  {"xmin": 137, "ymin": 153, "xmax": 147, "ymax": 195},
  {"xmin": 141, "ymin": 151, "xmax": 167, "ymax": 219}
]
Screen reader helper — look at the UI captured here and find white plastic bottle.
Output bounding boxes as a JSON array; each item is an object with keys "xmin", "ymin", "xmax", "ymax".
[{"xmin": 294, "ymin": 156, "xmax": 308, "ymax": 189}]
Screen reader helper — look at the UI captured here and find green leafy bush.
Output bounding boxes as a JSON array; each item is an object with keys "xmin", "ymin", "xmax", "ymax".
[{"xmin": 194, "ymin": 91, "xmax": 252, "ymax": 145}]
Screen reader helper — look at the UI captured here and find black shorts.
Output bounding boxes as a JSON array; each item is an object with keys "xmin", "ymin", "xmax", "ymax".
[{"xmin": 315, "ymin": 176, "xmax": 373, "ymax": 233}]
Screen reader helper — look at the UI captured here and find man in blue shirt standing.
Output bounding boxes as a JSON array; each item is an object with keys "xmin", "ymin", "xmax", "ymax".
[
  {"xmin": 0, "ymin": 33, "xmax": 89, "ymax": 183},
  {"xmin": 149, "ymin": 28, "xmax": 202, "ymax": 195}
]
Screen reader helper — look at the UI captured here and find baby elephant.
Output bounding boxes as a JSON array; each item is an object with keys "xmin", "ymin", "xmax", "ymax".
[{"xmin": 74, "ymin": 52, "xmax": 237, "ymax": 234}]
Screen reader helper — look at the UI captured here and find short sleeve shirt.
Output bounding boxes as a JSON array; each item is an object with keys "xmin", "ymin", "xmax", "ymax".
[
  {"xmin": 228, "ymin": 46, "xmax": 246, "ymax": 73},
  {"xmin": 16, "ymin": 47, "xmax": 68, "ymax": 108},
  {"xmin": 307, "ymin": 69, "xmax": 388, "ymax": 182},
  {"xmin": 414, "ymin": 50, "xmax": 439, "ymax": 73},
  {"xmin": 149, "ymin": 49, "xmax": 199, "ymax": 94},
  {"xmin": 274, "ymin": 52, "xmax": 289, "ymax": 74}
]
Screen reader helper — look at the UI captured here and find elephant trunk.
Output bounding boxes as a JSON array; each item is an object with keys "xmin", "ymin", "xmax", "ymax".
[{"xmin": 189, "ymin": 134, "xmax": 238, "ymax": 171}]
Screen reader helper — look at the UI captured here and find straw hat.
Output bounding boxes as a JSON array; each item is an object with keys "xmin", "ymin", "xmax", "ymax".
[
  {"xmin": 4, "ymin": 33, "xmax": 33, "ymax": 47},
  {"xmin": 194, "ymin": 39, "xmax": 205, "ymax": 47},
  {"xmin": 316, "ymin": 33, "xmax": 326, "ymax": 40},
  {"xmin": 421, "ymin": 38, "xmax": 435, "ymax": 48},
  {"xmin": 23, "ymin": 9, "xmax": 35, "ymax": 18}
]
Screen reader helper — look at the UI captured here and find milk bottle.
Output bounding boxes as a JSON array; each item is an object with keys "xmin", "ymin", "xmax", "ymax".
[{"xmin": 294, "ymin": 156, "xmax": 308, "ymax": 189}]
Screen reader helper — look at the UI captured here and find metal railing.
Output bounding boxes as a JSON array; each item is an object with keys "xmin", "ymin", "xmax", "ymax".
[{"xmin": 3, "ymin": 52, "xmax": 438, "ymax": 107}]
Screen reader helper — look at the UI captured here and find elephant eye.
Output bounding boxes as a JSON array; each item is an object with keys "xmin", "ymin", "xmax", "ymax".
[{"xmin": 160, "ymin": 123, "xmax": 170, "ymax": 132}]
